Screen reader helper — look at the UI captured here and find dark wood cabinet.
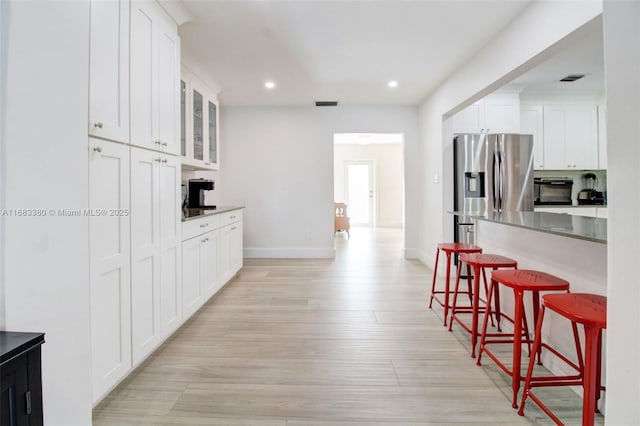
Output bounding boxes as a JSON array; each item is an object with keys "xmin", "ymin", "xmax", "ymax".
[{"xmin": 0, "ymin": 332, "xmax": 44, "ymax": 426}]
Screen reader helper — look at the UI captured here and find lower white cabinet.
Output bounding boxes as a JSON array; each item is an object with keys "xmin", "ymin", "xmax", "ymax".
[
  {"xmin": 130, "ymin": 146, "xmax": 181, "ymax": 365},
  {"xmin": 181, "ymin": 209, "xmax": 243, "ymax": 317},
  {"xmin": 89, "ymin": 139, "xmax": 132, "ymax": 401}
]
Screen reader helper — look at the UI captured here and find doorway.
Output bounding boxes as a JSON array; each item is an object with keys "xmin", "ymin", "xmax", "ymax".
[
  {"xmin": 333, "ymin": 133, "xmax": 405, "ymax": 230},
  {"xmin": 345, "ymin": 160, "xmax": 374, "ymax": 226}
]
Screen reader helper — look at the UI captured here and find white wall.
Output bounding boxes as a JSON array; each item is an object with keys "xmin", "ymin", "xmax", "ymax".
[
  {"xmin": 602, "ymin": 0, "xmax": 640, "ymax": 423},
  {"xmin": 221, "ymin": 105, "xmax": 419, "ymax": 258},
  {"xmin": 4, "ymin": 2, "xmax": 92, "ymax": 425},
  {"xmin": 417, "ymin": 1, "xmax": 603, "ymax": 266},
  {"xmin": 334, "ymin": 143, "xmax": 404, "ymax": 228},
  {"xmin": 0, "ymin": 0, "xmax": 8, "ymax": 328}
]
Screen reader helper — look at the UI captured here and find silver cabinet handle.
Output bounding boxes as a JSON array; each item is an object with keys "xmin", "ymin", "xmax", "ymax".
[
  {"xmin": 200, "ymin": 223, "xmax": 208, "ymax": 228},
  {"xmin": 161, "ymin": 159, "xmax": 168, "ymax": 164},
  {"xmin": 201, "ymin": 237, "xmax": 209, "ymax": 243},
  {"xmin": 94, "ymin": 122, "xmax": 103, "ymax": 128},
  {"xmin": 155, "ymin": 158, "xmax": 162, "ymax": 162},
  {"xmin": 231, "ymin": 226, "xmax": 237, "ymax": 230},
  {"xmin": 154, "ymin": 140, "xmax": 162, "ymax": 145},
  {"xmin": 93, "ymin": 147, "xmax": 102, "ymax": 153},
  {"xmin": 161, "ymin": 142, "xmax": 168, "ymax": 147}
]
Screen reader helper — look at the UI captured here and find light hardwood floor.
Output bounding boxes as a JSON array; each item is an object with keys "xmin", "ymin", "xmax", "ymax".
[{"xmin": 93, "ymin": 227, "xmax": 602, "ymax": 425}]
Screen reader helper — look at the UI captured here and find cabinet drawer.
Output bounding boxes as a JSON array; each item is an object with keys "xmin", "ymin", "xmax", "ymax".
[
  {"xmin": 182, "ymin": 215, "xmax": 220, "ymax": 241},
  {"xmin": 219, "ymin": 209, "xmax": 242, "ymax": 228}
]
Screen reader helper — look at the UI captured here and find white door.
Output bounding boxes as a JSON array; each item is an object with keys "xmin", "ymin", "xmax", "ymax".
[
  {"xmin": 89, "ymin": 138, "xmax": 131, "ymax": 402},
  {"xmin": 345, "ymin": 161, "xmax": 374, "ymax": 226},
  {"xmin": 200, "ymin": 230, "xmax": 219, "ymax": 298},
  {"xmin": 218, "ymin": 225, "xmax": 232, "ymax": 283},
  {"xmin": 159, "ymin": 154, "xmax": 181, "ymax": 334},
  {"xmin": 88, "ymin": 0, "xmax": 129, "ymax": 143},
  {"xmin": 156, "ymin": 16, "xmax": 180, "ymax": 155},
  {"xmin": 130, "ymin": 147, "xmax": 161, "ymax": 364},
  {"xmin": 182, "ymin": 236, "xmax": 202, "ymax": 317}
]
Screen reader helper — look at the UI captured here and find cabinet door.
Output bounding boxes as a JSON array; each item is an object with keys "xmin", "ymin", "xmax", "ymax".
[
  {"xmin": 88, "ymin": 0, "xmax": 129, "ymax": 143},
  {"xmin": 543, "ymin": 106, "xmax": 568, "ymax": 169},
  {"xmin": 180, "ymin": 79, "xmax": 188, "ymax": 157},
  {"xmin": 229, "ymin": 221, "xmax": 243, "ymax": 274},
  {"xmin": 521, "ymin": 106, "xmax": 544, "ymax": 169},
  {"xmin": 566, "ymin": 106, "xmax": 598, "ymax": 169},
  {"xmin": 88, "ymin": 139, "xmax": 131, "ymax": 402},
  {"xmin": 218, "ymin": 225, "xmax": 232, "ymax": 284},
  {"xmin": 130, "ymin": 147, "xmax": 161, "ymax": 365},
  {"xmin": 191, "ymin": 80, "xmax": 207, "ymax": 165},
  {"xmin": 156, "ymin": 17, "xmax": 180, "ymax": 156},
  {"xmin": 452, "ymin": 102, "xmax": 483, "ymax": 133},
  {"xmin": 159, "ymin": 154, "xmax": 182, "ymax": 335},
  {"xmin": 484, "ymin": 93, "xmax": 520, "ymax": 133},
  {"xmin": 130, "ymin": 0, "xmax": 157, "ymax": 151},
  {"xmin": 200, "ymin": 230, "xmax": 220, "ymax": 298},
  {"xmin": 182, "ymin": 237, "xmax": 202, "ymax": 318},
  {"xmin": 205, "ymin": 97, "xmax": 219, "ymax": 169}
]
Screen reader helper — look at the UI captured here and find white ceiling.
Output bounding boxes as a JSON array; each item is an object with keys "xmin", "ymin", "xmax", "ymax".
[
  {"xmin": 334, "ymin": 133, "xmax": 403, "ymax": 145},
  {"xmin": 179, "ymin": 0, "xmax": 533, "ymax": 106},
  {"xmin": 502, "ymin": 24, "xmax": 604, "ymax": 94}
]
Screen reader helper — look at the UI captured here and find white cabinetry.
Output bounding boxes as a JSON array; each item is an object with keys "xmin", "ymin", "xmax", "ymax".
[
  {"xmin": 181, "ymin": 216, "xmax": 221, "ymax": 318},
  {"xmin": 181, "ymin": 210, "xmax": 243, "ymax": 318},
  {"xmin": 543, "ymin": 105, "xmax": 598, "ymax": 170},
  {"xmin": 89, "ymin": 139, "xmax": 131, "ymax": 401},
  {"xmin": 453, "ymin": 94, "xmax": 520, "ymax": 134},
  {"xmin": 130, "ymin": 0, "xmax": 180, "ymax": 155},
  {"xmin": 130, "ymin": 147, "xmax": 181, "ymax": 365},
  {"xmin": 521, "ymin": 105, "xmax": 544, "ymax": 169},
  {"xmin": 598, "ymin": 105, "xmax": 607, "ymax": 169},
  {"xmin": 181, "ymin": 68, "xmax": 220, "ymax": 170},
  {"xmin": 88, "ymin": 0, "xmax": 129, "ymax": 143}
]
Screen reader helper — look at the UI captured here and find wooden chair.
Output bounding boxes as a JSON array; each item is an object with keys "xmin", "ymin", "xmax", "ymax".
[{"xmin": 334, "ymin": 202, "xmax": 350, "ymax": 239}]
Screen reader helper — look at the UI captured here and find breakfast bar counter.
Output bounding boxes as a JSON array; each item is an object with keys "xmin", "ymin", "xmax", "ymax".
[{"xmin": 452, "ymin": 211, "xmax": 607, "ymax": 244}]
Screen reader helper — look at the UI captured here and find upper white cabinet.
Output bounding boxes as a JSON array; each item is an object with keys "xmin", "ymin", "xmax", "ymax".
[
  {"xmin": 543, "ymin": 105, "xmax": 598, "ymax": 170},
  {"xmin": 181, "ymin": 67, "xmax": 220, "ymax": 170},
  {"xmin": 130, "ymin": 0, "xmax": 180, "ymax": 155},
  {"xmin": 520, "ymin": 105, "xmax": 544, "ymax": 169},
  {"xmin": 88, "ymin": 0, "xmax": 130, "ymax": 143},
  {"xmin": 453, "ymin": 93, "xmax": 520, "ymax": 134},
  {"xmin": 89, "ymin": 138, "xmax": 132, "ymax": 402},
  {"xmin": 597, "ymin": 105, "xmax": 607, "ymax": 169}
]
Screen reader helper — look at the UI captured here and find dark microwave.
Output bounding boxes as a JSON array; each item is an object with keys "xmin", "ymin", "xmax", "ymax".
[{"xmin": 534, "ymin": 177, "xmax": 573, "ymax": 205}]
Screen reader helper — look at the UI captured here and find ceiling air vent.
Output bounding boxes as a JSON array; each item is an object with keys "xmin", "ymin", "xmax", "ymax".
[
  {"xmin": 559, "ymin": 74, "xmax": 586, "ymax": 82},
  {"xmin": 315, "ymin": 101, "xmax": 338, "ymax": 107}
]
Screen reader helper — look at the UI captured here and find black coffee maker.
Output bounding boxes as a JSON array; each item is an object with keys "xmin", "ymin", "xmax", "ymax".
[{"xmin": 187, "ymin": 179, "xmax": 216, "ymax": 209}]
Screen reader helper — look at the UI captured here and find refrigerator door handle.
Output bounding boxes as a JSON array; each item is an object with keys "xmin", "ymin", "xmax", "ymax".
[
  {"xmin": 498, "ymin": 152, "xmax": 505, "ymax": 211},
  {"xmin": 491, "ymin": 152, "xmax": 500, "ymax": 211}
]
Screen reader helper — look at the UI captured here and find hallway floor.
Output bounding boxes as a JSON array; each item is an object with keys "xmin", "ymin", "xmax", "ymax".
[{"xmin": 93, "ymin": 227, "xmax": 601, "ymax": 425}]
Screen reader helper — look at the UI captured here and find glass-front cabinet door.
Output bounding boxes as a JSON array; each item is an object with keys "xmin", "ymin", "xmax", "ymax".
[
  {"xmin": 180, "ymin": 80, "xmax": 186, "ymax": 157},
  {"xmin": 180, "ymin": 67, "xmax": 220, "ymax": 170},
  {"xmin": 192, "ymin": 88, "xmax": 204, "ymax": 162},
  {"xmin": 207, "ymin": 99, "xmax": 219, "ymax": 168}
]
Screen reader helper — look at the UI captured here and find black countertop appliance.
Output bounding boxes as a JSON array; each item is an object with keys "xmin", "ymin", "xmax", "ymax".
[
  {"xmin": 187, "ymin": 179, "xmax": 216, "ymax": 209},
  {"xmin": 577, "ymin": 173, "xmax": 605, "ymax": 205}
]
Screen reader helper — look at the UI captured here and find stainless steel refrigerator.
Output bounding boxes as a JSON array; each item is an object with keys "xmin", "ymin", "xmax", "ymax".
[{"xmin": 453, "ymin": 133, "xmax": 534, "ymax": 245}]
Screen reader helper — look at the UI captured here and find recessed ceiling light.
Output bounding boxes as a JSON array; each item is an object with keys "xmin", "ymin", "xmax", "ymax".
[
  {"xmin": 388, "ymin": 81, "xmax": 398, "ymax": 88},
  {"xmin": 265, "ymin": 81, "xmax": 275, "ymax": 89}
]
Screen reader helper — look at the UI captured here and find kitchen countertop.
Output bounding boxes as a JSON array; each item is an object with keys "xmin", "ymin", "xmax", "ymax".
[
  {"xmin": 534, "ymin": 204, "xmax": 607, "ymax": 208},
  {"xmin": 451, "ymin": 211, "xmax": 606, "ymax": 244},
  {"xmin": 182, "ymin": 206, "xmax": 244, "ymax": 222}
]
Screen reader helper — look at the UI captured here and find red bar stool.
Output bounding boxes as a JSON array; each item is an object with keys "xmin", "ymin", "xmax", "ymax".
[
  {"xmin": 428, "ymin": 243, "xmax": 482, "ymax": 326},
  {"xmin": 449, "ymin": 253, "xmax": 518, "ymax": 358},
  {"xmin": 476, "ymin": 269, "xmax": 570, "ymax": 408},
  {"xmin": 518, "ymin": 293, "xmax": 606, "ymax": 426}
]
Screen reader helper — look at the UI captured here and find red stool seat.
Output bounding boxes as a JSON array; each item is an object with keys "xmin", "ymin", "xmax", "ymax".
[
  {"xmin": 518, "ymin": 293, "xmax": 606, "ymax": 425},
  {"xmin": 429, "ymin": 243, "xmax": 482, "ymax": 326},
  {"xmin": 476, "ymin": 269, "xmax": 570, "ymax": 408},
  {"xmin": 449, "ymin": 253, "xmax": 518, "ymax": 357}
]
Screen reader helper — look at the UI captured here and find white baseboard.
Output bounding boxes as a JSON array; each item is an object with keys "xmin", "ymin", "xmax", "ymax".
[
  {"xmin": 244, "ymin": 247, "xmax": 335, "ymax": 259},
  {"xmin": 403, "ymin": 248, "xmax": 418, "ymax": 259}
]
